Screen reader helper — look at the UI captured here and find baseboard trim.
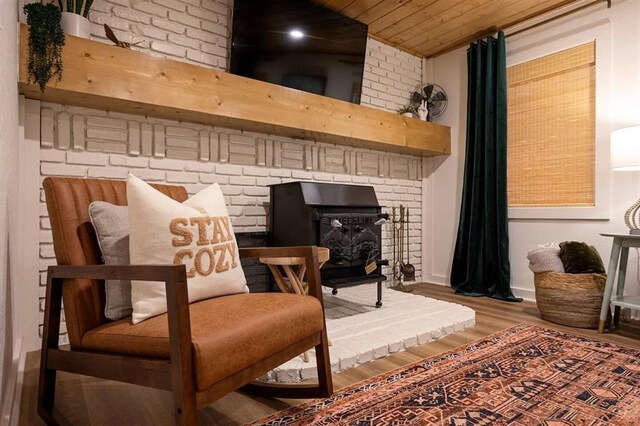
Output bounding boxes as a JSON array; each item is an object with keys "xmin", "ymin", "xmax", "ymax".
[
  {"xmin": 424, "ymin": 276, "xmax": 448, "ymax": 286},
  {"xmin": 0, "ymin": 337, "xmax": 25, "ymax": 426},
  {"xmin": 512, "ymin": 287, "xmax": 535, "ymax": 302},
  {"xmin": 422, "ymin": 279, "xmax": 536, "ymax": 302}
]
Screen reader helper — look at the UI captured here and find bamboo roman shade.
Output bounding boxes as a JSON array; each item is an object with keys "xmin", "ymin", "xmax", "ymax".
[{"xmin": 507, "ymin": 41, "xmax": 596, "ymax": 207}]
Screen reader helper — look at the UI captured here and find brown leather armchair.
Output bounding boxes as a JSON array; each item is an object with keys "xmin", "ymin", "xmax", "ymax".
[{"xmin": 39, "ymin": 177, "xmax": 332, "ymax": 425}]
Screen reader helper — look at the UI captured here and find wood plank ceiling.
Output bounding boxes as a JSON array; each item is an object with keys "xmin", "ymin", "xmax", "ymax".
[{"xmin": 316, "ymin": 0, "xmax": 583, "ymax": 58}]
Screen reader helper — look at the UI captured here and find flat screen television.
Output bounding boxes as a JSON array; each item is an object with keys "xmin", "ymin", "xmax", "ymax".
[{"xmin": 230, "ymin": 0, "xmax": 368, "ymax": 104}]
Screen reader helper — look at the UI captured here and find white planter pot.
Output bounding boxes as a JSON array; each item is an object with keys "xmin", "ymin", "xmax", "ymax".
[
  {"xmin": 402, "ymin": 112, "xmax": 413, "ymax": 118},
  {"xmin": 61, "ymin": 12, "xmax": 91, "ymax": 38}
]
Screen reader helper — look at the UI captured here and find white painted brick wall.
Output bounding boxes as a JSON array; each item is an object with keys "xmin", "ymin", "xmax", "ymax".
[
  {"xmin": 29, "ymin": 1, "xmax": 424, "ymax": 342},
  {"xmin": 88, "ymin": 0, "xmax": 230, "ymax": 69},
  {"xmin": 83, "ymin": 0, "xmax": 421, "ymax": 113},
  {"xmin": 41, "ymin": 104, "xmax": 424, "ymax": 180},
  {"xmin": 37, "ymin": 103, "xmax": 424, "ymax": 342},
  {"xmin": 362, "ymin": 39, "xmax": 423, "ymax": 113}
]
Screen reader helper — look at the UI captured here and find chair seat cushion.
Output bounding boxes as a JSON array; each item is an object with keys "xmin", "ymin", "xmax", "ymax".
[{"xmin": 82, "ymin": 293, "xmax": 324, "ymax": 390}]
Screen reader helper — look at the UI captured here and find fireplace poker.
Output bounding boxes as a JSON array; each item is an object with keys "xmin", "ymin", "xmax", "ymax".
[
  {"xmin": 403, "ymin": 207, "xmax": 416, "ymax": 282},
  {"xmin": 392, "ymin": 205, "xmax": 408, "ymax": 291},
  {"xmin": 392, "ymin": 206, "xmax": 398, "ymax": 282}
]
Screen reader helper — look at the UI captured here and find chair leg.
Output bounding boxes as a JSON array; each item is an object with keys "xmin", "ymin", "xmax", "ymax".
[
  {"xmin": 37, "ymin": 356, "xmax": 58, "ymax": 425},
  {"xmin": 172, "ymin": 386, "xmax": 197, "ymax": 426},
  {"xmin": 38, "ymin": 272, "xmax": 63, "ymax": 425},
  {"xmin": 165, "ymin": 269, "xmax": 198, "ymax": 425},
  {"xmin": 314, "ymin": 328, "xmax": 333, "ymax": 397}
]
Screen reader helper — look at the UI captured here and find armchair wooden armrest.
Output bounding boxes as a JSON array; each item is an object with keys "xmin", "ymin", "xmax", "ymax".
[
  {"xmin": 48, "ymin": 264, "xmax": 185, "ymax": 282},
  {"xmin": 41, "ymin": 264, "xmax": 195, "ymax": 424},
  {"xmin": 45, "ymin": 264, "xmax": 191, "ymax": 350}
]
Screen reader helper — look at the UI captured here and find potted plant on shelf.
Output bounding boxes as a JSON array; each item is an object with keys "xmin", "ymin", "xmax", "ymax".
[
  {"xmin": 397, "ymin": 105, "xmax": 416, "ymax": 118},
  {"xmin": 23, "ymin": 2, "xmax": 65, "ymax": 92},
  {"xmin": 58, "ymin": 0, "xmax": 94, "ymax": 38}
]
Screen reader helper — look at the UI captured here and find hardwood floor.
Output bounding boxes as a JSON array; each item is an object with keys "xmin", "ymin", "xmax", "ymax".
[{"xmin": 18, "ymin": 283, "xmax": 640, "ymax": 425}]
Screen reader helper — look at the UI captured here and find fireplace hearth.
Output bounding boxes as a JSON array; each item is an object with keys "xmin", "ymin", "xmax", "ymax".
[{"xmin": 269, "ymin": 182, "xmax": 388, "ymax": 307}]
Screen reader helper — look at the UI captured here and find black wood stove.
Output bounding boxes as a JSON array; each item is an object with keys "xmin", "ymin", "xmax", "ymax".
[{"xmin": 269, "ymin": 182, "xmax": 388, "ymax": 307}]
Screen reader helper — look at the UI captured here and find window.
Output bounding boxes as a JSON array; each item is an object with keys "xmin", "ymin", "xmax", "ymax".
[{"xmin": 507, "ymin": 41, "xmax": 596, "ymax": 208}]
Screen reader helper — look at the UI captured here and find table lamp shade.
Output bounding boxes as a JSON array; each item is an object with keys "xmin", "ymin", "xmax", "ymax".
[{"xmin": 611, "ymin": 126, "xmax": 640, "ymax": 171}]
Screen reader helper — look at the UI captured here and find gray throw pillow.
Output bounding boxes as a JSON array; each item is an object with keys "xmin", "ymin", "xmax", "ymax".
[{"xmin": 88, "ymin": 201, "xmax": 132, "ymax": 320}]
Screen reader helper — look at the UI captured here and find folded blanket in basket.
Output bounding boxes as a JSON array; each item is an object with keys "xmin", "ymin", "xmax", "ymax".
[
  {"xmin": 559, "ymin": 241, "xmax": 606, "ymax": 274},
  {"xmin": 527, "ymin": 243, "xmax": 565, "ymax": 273}
]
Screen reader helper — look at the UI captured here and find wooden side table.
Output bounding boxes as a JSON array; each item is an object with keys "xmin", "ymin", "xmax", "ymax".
[
  {"xmin": 260, "ymin": 247, "xmax": 331, "ymax": 362},
  {"xmin": 259, "ymin": 247, "xmax": 330, "ymax": 296},
  {"xmin": 598, "ymin": 233, "xmax": 640, "ymax": 333}
]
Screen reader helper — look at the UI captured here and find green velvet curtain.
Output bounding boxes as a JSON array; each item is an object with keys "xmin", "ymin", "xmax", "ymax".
[{"xmin": 450, "ymin": 32, "xmax": 521, "ymax": 302}]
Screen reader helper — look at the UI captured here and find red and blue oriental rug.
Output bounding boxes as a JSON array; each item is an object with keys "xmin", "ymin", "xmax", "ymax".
[{"xmin": 251, "ymin": 324, "xmax": 640, "ymax": 425}]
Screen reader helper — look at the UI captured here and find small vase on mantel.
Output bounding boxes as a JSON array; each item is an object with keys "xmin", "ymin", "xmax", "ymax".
[{"xmin": 60, "ymin": 12, "xmax": 91, "ymax": 38}]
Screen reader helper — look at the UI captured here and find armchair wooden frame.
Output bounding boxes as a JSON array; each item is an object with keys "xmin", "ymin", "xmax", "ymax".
[{"xmin": 38, "ymin": 246, "xmax": 333, "ymax": 425}]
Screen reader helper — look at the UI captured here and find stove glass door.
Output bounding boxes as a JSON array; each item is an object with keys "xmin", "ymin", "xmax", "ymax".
[
  {"xmin": 318, "ymin": 213, "xmax": 352, "ymax": 269},
  {"xmin": 318, "ymin": 213, "xmax": 381, "ymax": 270},
  {"xmin": 350, "ymin": 213, "xmax": 381, "ymax": 268}
]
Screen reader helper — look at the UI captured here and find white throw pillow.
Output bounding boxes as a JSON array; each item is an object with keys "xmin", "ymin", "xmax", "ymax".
[
  {"xmin": 127, "ymin": 174, "xmax": 248, "ymax": 323},
  {"xmin": 527, "ymin": 243, "xmax": 565, "ymax": 273}
]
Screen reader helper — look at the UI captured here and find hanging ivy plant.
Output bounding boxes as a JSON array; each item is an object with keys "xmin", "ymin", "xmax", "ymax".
[{"xmin": 23, "ymin": 2, "xmax": 65, "ymax": 92}]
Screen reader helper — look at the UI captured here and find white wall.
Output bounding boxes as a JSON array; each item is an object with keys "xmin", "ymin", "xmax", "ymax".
[
  {"xmin": 423, "ymin": 0, "xmax": 640, "ymax": 301},
  {"xmin": 0, "ymin": 0, "xmax": 19, "ymax": 404}
]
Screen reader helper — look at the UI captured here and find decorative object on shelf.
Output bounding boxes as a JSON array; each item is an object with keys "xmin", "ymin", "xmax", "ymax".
[
  {"xmin": 411, "ymin": 83, "xmax": 448, "ymax": 122},
  {"xmin": 396, "ymin": 104, "xmax": 415, "ymax": 118},
  {"xmin": 58, "ymin": 0, "xmax": 94, "ymax": 38},
  {"xmin": 23, "ymin": 2, "xmax": 65, "ymax": 92},
  {"xmin": 611, "ymin": 126, "xmax": 640, "ymax": 234},
  {"xmin": 417, "ymin": 100, "xmax": 428, "ymax": 121},
  {"xmin": 104, "ymin": 24, "xmax": 141, "ymax": 49}
]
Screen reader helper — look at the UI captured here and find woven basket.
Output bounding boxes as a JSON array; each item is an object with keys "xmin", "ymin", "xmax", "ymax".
[{"xmin": 534, "ymin": 272, "xmax": 608, "ymax": 329}]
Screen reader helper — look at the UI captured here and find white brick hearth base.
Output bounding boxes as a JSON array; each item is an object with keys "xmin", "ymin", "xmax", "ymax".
[{"xmin": 263, "ymin": 286, "xmax": 476, "ymax": 383}]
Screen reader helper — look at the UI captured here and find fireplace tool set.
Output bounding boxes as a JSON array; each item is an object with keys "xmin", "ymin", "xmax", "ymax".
[{"xmin": 392, "ymin": 205, "xmax": 415, "ymax": 291}]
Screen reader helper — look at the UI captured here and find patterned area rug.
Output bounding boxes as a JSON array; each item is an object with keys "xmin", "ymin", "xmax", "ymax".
[
  {"xmin": 266, "ymin": 286, "xmax": 475, "ymax": 383},
  {"xmin": 250, "ymin": 324, "xmax": 640, "ymax": 425}
]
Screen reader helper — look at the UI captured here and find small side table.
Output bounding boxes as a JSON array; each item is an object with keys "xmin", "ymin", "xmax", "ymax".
[
  {"xmin": 598, "ymin": 233, "xmax": 640, "ymax": 333},
  {"xmin": 259, "ymin": 247, "xmax": 330, "ymax": 296},
  {"xmin": 259, "ymin": 247, "xmax": 331, "ymax": 362}
]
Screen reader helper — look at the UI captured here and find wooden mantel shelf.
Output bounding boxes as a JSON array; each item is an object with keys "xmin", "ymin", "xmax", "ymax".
[{"xmin": 18, "ymin": 25, "xmax": 450, "ymax": 156}]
